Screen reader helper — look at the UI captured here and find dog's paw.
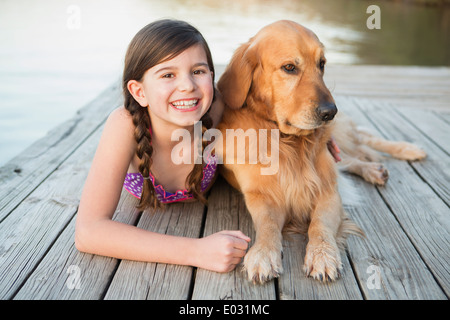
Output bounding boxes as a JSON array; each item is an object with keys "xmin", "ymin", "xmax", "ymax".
[
  {"xmin": 393, "ymin": 143, "xmax": 427, "ymax": 161},
  {"xmin": 363, "ymin": 163, "xmax": 389, "ymax": 185},
  {"xmin": 304, "ymin": 241, "xmax": 342, "ymax": 282},
  {"xmin": 243, "ymin": 243, "xmax": 283, "ymax": 284}
]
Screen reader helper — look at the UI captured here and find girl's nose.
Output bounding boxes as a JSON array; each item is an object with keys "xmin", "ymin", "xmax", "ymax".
[{"xmin": 177, "ymin": 74, "xmax": 196, "ymax": 92}]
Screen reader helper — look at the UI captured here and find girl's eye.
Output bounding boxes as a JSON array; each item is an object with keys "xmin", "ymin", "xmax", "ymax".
[
  {"xmin": 193, "ymin": 69, "xmax": 206, "ymax": 75},
  {"xmin": 162, "ymin": 73, "xmax": 174, "ymax": 78}
]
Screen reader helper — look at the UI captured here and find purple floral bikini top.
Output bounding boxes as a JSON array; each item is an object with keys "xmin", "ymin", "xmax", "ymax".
[{"xmin": 123, "ymin": 154, "xmax": 218, "ymax": 203}]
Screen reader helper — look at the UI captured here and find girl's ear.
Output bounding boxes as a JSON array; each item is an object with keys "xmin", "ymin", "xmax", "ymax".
[
  {"xmin": 217, "ymin": 40, "xmax": 258, "ymax": 109},
  {"xmin": 127, "ymin": 80, "xmax": 148, "ymax": 107}
]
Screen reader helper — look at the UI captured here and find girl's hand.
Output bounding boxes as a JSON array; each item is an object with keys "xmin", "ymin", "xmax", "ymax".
[{"xmin": 194, "ymin": 230, "xmax": 251, "ymax": 273}]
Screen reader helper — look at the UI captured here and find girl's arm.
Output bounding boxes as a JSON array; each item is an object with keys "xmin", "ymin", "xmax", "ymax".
[{"xmin": 75, "ymin": 107, "xmax": 250, "ymax": 272}]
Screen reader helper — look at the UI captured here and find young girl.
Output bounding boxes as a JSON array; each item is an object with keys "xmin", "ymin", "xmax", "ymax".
[{"xmin": 75, "ymin": 19, "xmax": 251, "ymax": 273}]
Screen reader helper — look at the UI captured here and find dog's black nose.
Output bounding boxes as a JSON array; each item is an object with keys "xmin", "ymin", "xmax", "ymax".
[{"xmin": 316, "ymin": 103, "xmax": 337, "ymax": 122}]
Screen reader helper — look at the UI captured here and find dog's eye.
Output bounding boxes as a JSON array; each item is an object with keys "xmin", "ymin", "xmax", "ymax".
[
  {"xmin": 282, "ymin": 64, "xmax": 296, "ymax": 73},
  {"xmin": 319, "ymin": 60, "xmax": 326, "ymax": 71}
]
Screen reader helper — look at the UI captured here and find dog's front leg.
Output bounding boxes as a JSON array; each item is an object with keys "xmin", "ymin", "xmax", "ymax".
[
  {"xmin": 242, "ymin": 191, "xmax": 285, "ymax": 284},
  {"xmin": 304, "ymin": 191, "xmax": 344, "ymax": 282}
]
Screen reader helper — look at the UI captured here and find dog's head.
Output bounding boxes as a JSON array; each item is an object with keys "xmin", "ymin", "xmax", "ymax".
[{"xmin": 218, "ymin": 20, "xmax": 337, "ymax": 136}]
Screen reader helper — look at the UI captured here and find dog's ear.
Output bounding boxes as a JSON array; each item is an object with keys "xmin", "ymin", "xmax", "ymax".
[{"xmin": 218, "ymin": 40, "xmax": 258, "ymax": 109}]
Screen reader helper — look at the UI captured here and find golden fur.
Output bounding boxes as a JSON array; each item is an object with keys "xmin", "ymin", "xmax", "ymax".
[{"xmin": 215, "ymin": 20, "xmax": 426, "ymax": 283}]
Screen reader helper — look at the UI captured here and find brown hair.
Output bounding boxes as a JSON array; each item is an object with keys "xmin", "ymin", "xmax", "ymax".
[{"xmin": 123, "ymin": 19, "xmax": 215, "ymax": 210}]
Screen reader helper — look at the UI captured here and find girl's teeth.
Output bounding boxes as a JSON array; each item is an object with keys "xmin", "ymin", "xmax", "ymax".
[{"xmin": 172, "ymin": 99, "xmax": 198, "ymax": 109}]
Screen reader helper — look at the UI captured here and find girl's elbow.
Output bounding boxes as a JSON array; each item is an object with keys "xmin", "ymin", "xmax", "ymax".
[
  {"xmin": 74, "ymin": 223, "xmax": 92, "ymax": 253},
  {"xmin": 74, "ymin": 229, "xmax": 86, "ymax": 253}
]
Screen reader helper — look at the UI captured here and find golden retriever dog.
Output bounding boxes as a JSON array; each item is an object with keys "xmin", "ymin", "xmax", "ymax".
[{"xmin": 215, "ymin": 20, "xmax": 426, "ymax": 283}]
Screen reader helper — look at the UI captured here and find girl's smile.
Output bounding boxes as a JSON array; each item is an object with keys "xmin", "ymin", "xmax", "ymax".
[{"xmin": 170, "ymin": 98, "xmax": 201, "ymax": 112}]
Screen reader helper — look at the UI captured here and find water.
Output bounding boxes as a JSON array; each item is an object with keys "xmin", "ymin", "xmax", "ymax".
[{"xmin": 1, "ymin": 0, "xmax": 449, "ymax": 166}]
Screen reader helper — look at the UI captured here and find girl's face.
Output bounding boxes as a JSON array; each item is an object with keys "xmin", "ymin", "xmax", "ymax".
[{"xmin": 131, "ymin": 44, "xmax": 214, "ymax": 128}]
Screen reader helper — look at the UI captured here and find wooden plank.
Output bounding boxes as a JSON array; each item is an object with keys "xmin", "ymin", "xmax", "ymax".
[
  {"xmin": 278, "ymin": 233, "xmax": 363, "ymax": 300},
  {"xmin": 13, "ymin": 190, "xmax": 140, "ymax": 300},
  {"xmin": 325, "ymin": 66, "xmax": 450, "ymax": 111},
  {"xmin": 342, "ymin": 97, "xmax": 450, "ymax": 207},
  {"xmin": 104, "ymin": 200, "xmax": 205, "ymax": 300},
  {"xmin": 392, "ymin": 106, "xmax": 450, "ymax": 206},
  {"xmin": 192, "ymin": 177, "xmax": 276, "ymax": 300},
  {"xmin": 440, "ymin": 111, "xmax": 450, "ymax": 125},
  {"xmin": 0, "ymin": 123, "xmax": 106, "ymax": 299},
  {"xmin": 347, "ymin": 97, "xmax": 450, "ymax": 205},
  {"xmin": 336, "ymin": 96, "xmax": 449, "ymax": 298},
  {"xmin": 0, "ymin": 80, "xmax": 121, "ymax": 221},
  {"xmin": 344, "ymin": 175, "xmax": 446, "ymax": 299},
  {"xmin": 394, "ymin": 106, "xmax": 450, "ymax": 155}
]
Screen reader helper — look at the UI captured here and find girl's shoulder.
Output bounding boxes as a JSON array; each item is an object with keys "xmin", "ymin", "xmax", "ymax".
[
  {"xmin": 108, "ymin": 106, "xmax": 133, "ymax": 124},
  {"xmin": 102, "ymin": 106, "xmax": 137, "ymax": 148},
  {"xmin": 105, "ymin": 106, "xmax": 135, "ymax": 133}
]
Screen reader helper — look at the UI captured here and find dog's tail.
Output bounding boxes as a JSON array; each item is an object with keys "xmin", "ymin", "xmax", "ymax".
[{"xmin": 336, "ymin": 215, "xmax": 365, "ymax": 250}]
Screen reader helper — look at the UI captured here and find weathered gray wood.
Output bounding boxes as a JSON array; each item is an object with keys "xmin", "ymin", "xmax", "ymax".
[
  {"xmin": 336, "ymin": 96, "xmax": 449, "ymax": 298},
  {"xmin": 0, "ymin": 122, "xmax": 107, "ymax": 299},
  {"xmin": 345, "ymin": 95, "xmax": 450, "ymax": 207},
  {"xmin": 440, "ymin": 111, "xmax": 450, "ymax": 125},
  {"xmin": 278, "ymin": 233, "xmax": 363, "ymax": 300},
  {"xmin": 0, "ymin": 80, "xmax": 121, "ymax": 221},
  {"xmin": 355, "ymin": 100, "xmax": 450, "ymax": 297},
  {"xmin": 395, "ymin": 106, "xmax": 450, "ymax": 156},
  {"xmin": 325, "ymin": 66, "xmax": 450, "ymax": 111},
  {"xmin": 104, "ymin": 200, "xmax": 205, "ymax": 300},
  {"xmin": 337, "ymin": 96, "xmax": 449, "ymax": 207},
  {"xmin": 13, "ymin": 190, "xmax": 140, "ymax": 300},
  {"xmin": 345, "ymin": 175, "xmax": 446, "ymax": 299},
  {"xmin": 192, "ymin": 177, "xmax": 276, "ymax": 300}
]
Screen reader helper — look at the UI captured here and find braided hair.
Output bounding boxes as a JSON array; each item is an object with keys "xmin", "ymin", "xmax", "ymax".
[{"xmin": 122, "ymin": 19, "xmax": 215, "ymax": 210}]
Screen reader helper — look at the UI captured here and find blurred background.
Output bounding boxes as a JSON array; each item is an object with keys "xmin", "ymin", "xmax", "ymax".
[{"xmin": 0, "ymin": 0, "xmax": 449, "ymax": 166}]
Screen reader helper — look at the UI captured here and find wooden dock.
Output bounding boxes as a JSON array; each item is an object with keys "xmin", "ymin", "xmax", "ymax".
[{"xmin": 0, "ymin": 65, "xmax": 449, "ymax": 300}]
